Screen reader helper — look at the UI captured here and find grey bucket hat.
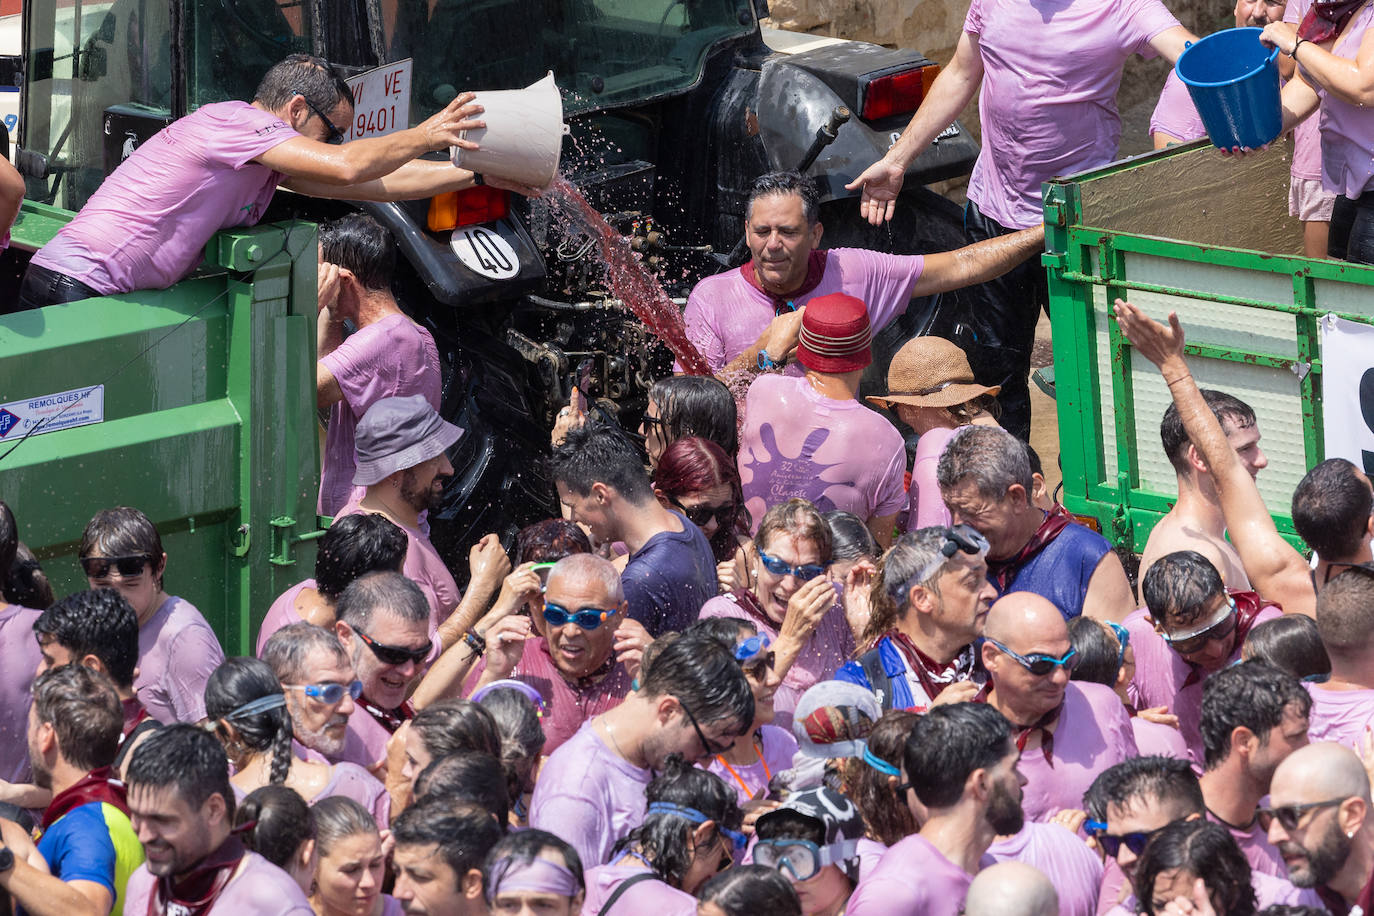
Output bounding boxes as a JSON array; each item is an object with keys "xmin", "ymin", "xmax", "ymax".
[{"xmin": 352, "ymin": 394, "xmax": 463, "ymax": 487}]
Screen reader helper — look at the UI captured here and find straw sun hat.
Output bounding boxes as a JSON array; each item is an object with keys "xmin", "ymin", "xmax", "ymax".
[{"xmin": 867, "ymin": 336, "xmax": 1000, "ymax": 410}]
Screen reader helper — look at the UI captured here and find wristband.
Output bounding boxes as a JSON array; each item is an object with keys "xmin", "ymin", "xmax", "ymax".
[
  {"xmin": 1291, "ymin": 37, "xmax": 1306, "ymax": 59},
  {"xmin": 472, "ymin": 173, "xmax": 485, "ymax": 186},
  {"xmin": 757, "ymin": 350, "xmax": 778, "ymax": 371},
  {"xmin": 464, "ymin": 630, "xmax": 487, "ymax": 655}
]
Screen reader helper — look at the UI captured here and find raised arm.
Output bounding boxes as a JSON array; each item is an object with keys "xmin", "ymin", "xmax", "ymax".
[
  {"xmin": 1112, "ymin": 300, "xmax": 1315, "ymax": 616},
  {"xmin": 911, "ymin": 225, "xmax": 1045, "ymax": 297}
]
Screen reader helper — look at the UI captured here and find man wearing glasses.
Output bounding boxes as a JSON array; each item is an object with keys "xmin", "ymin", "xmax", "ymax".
[
  {"xmin": 529, "ymin": 632, "xmax": 753, "ymax": 869},
  {"xmin": 261, "ymin": 622, "xmax": 366, "ymax": 764},
  {"xmin": 980, "ymin": 592, "xmax": 1137, "ymax": 822}
]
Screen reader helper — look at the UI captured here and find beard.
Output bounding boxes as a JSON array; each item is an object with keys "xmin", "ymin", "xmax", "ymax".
[
  {"xmin": 984, "ymin": 779, "xmax": 1025, "ymax": 836},
  {"xmin": 1282, "ymin": 821, "xmax": 1353, "ymax": 888},
  {"xmin": 400, "ymin": 469, "xmax": 445, "ymax": 514}
]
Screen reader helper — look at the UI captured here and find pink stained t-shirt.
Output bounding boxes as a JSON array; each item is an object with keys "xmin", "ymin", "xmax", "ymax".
[
  {"xmin": 1150, "ymin": 70, "xmax": 1207, "ymax": 143},
  {"xmin": 580, "ymin": 862, "xmax": 698, "ymax": 916},
  {"xmin": 847, "ymin": 834, "xmax": 976, "ymax": 916},
  {"xmin": 1206, "ymin": 809, "xmax": 1286, "ymax": 879},
  {"xmin": 465, "ymin": 636, "xmax": 634, "ymax": 755},
  {"xmin": 30, "ymin": 102, "xmax": 299, "ymax": 294},
  {"xmin": 1287, "ymin": 0, "xmax": 1374, "ymax": 196},
  {"xmin": 1106, "ymin": 871, "xmax": 1323, "ymax": 916},
  {"xmin": 963, "ymin": 0, "xmax": 1181, "ymax": 229},
  {"xmin": 678, "ymin": 249, "xmax": 925, "ymax": 374},
  {"xmin": 856, "ymin": 837, "xmax": 888, "ymax": 880},
  {"xmin": 986, "ymin": 823, "xmax": 1103, "ymax": 916},
  {"xmin": 318, "ymin": 314, "xmax": 442, "ymax": 516},
  {"xmin": 334, "ymin": 498, "xmax": 460, "ymax": 630},
  {"xmin": 906, "ymin": 425, "xmax": 958, "ymax": 531},
  {"xmin": 136, "ymin": 595, "xmax": 226, "ymax": 724},
  {"xmin": 1017, "ymin": 682, "xmax": 1139, "ymax": 822},
  {"xmin": 697, "ymin": 592, "xmax": 856, "ymax": 731},
  {"xmin": 254, "ymin": 578, "xmax": 318, "ymax": 656},
  {"xmin": 529, "ymin": 721, "xmax": 652, "ymax": 869},
  {"xmin": 123, "ymin": 850, "xmax": 316, "ymax": 916},
  {"xmin": 1305, "ymin": 682, "xmax": 1374, "ymax": 751},
  {"xmin": 704, "ymin": 725, "xmax": 798, "ymax": 804},
  {"xmin": 739, "ymin": 374, "xmax": 907, "ymax": 530},
  {"xmin": 230, "ymin": 761, "xmax": 390, "ymax": 828},
  {"xmin": 332, "ymin": 703, "xmax": 399, "ymax": 774},
  {"xmin": 0, "ymin": 603, "xmax": 42, "ymax": 784},
  {"xmin": 1131, "ymin": 714, "xmax": 1194, "ymax": 764}
]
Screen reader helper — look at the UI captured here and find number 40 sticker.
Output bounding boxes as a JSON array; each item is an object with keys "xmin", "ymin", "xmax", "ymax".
[{"xmin": 451, "ymin": 227, "xmax": 521, "ymax": 280}]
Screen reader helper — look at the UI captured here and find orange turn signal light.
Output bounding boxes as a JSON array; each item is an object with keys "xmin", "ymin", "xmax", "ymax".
[{"xmin": 428, "ymin": 185, "xmax": 510, "ymax": 232}]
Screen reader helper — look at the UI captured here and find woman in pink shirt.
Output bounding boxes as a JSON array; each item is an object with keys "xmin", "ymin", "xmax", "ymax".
[
  {"xmin": 235, "ymin": 785, "xmax": 319, "ymax": 896},
  {"xmin": 837, "ymin": 709, "xmax": 923, "ymax": 879},
  {"xmin": 310, "ymin": 796, "xmax": 405, "ymax": 916}
]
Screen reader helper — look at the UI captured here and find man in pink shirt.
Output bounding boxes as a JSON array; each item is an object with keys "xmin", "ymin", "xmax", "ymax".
[
  {"xmin": 1305, "ymin": 570, "xmax": 1374, "ymax": 751},
  {"xmin": 680, "ymin": 171, "xmax": 1044, "ymax": 383},
  {"xmin": 848, "ymin": 702, "xmax": 1025, "ymax": 916},
  {"xmin": 18, "ymin": 54, "xmax": 526, "ymax": 308},
  {"xmin": 262, "ymin": 623, "xmax": 364, "ymax": 763},
  {"xmin": 980, "ymin": 592, "xmax": 1138, "ymax": 822},
  {"xmin": 1198, "ymin": 661, "xmax": 1312, "ymax": 878},
  {"xmin": 1292, "ymin": 459, "xmax": 1374, "ymax": 589},
  {"xmin": 984, "ymin": 825, "xmax": 1102, "ymax": 916},
  {"xmin": 316, "ymin": 214, "xmax": 441, "ymax": 517},
  {"xmin": 738, "ymin": 292, "xmax": 906, "ymax": 549}
]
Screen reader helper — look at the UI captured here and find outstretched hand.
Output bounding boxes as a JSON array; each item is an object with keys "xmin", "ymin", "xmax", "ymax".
[
  {"xmin": 420, "ymin": 91, "xmax": 486, "ymax": 152},
  {"xmin": 1112, "ymin": 299, "xmax": 1187, "ymax": 370},
  {"xmin": 845, "ymin": 159, "xmax": 905, "ymax": 226}
]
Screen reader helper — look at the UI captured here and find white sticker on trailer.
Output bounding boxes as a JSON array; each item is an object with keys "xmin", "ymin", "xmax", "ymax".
[
  {"xmin": 0, "ymin": 385, "xmax": 104, "ymax": 439},
  {"xmin": 451, "ymin": 226, "xmax": 520, "ymax": 279}
]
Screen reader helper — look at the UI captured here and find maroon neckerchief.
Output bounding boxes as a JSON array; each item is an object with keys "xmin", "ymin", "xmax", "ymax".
[
  {"xmin": 122, "ymin": 697, "xmax": 152, "ymax": 738},
  {"xmin": 986, "ymin": 506, "xmax": 1075, "ymax": 592},
  {"xmin": 149, "ymin": 836, "xmax": 247, "ymax": 916},
  {"xmin": 41, "ymin": 766, "xmax": 128, "ymax": 829},
  {"xmin": 739, "ymin": 251, "xmax": 830, "ymax": 315},
  {"xmin": 356, "ymin": 696, "xmax": 414, "ymax": 734},
  {"xmin": 1316, "ymin": 861, "xmax": 1374, "ymax": 916},
  {"xmin": 884, "ymin": 629, "xmax": 974, "ymax": 705},
  {"xmin": 1298, "ymin": 0, "xmax": 1366, "ymax": 43},
  {"xmin": 729, "ymin": 589, "xmax": 779, "ymax": 632},
  {"xmin": 972, "ymin": 682, "xmax": 1062, "ymax": 764},
  {"xmin": 1178, "ymin": 590, "xmax": 1277, "ymax": 690}
]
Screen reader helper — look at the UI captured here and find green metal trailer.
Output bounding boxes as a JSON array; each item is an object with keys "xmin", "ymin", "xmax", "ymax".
[
  {"xmin": 0, "ymin": 204, "xmax": 324, "ymax": 654},
  {"xmin": 1043, "ymin": 139, "xmax": 1374, "ymax": 557}
]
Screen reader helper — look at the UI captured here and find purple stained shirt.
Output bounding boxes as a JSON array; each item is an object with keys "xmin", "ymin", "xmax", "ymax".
[
  {"xmin": 318, "ymin": 315, "xmax": 441, "ymax": 516},
  {"xmin": 1150, "ymin": 70, "xmax": 1207, "ymax": 143},
  {"xmin": 1306, "ymin": 682, "xmax": 1374, "ymax": 751},
  {"xmin": 30, "ymin": 102, "xmax": 298, "ymax": 294},
  {"xmin": 1287, "ymin": 0, "xmax": 1374, "ymax": 195},
  {"xmin": 0, "ymin": 603, "xmax": 42, "ymax": 783},
  {"xmin": 580, "ymin": 862, "xmax": 698, "ymax": 916},
  {"xmin": 1017, "ymin": 682, "xmax": 1139, "ymax": 823},
  {"xmin": 332, "ymin": 703, "xmax": 397, "ymax": 774},
  {"xmin": 847, "ymin": 834, "xmax": 976, "ymax": 916},
  {"xmin": 620, "ymin": 512, "xmax": 718, "ymax": 636},
  {"xmin": 906, "ymin": 425, "xmax": 958, "ymax": 531},
  {"xmin": 704, "ymin": 725, "xmax": 798, "ymax": 804},
  {"xmin": 1131, "ymin": 714, "xmax": 1194, "ymax": 764},
  {"xmin": 529, "ymin": 721, "xmax": 652, "ymax": 868},
  {"xmin": 1205, "ymin": 809, "xmax": 1286, "ymax": 879},
  {"xmin": 255, "ymin": 579, "xmax": 316, "ymax": 656},
  {"xmin": 677, "ymin": 249, "xmax": 925, "ymax": 374},
  {"xmin": 335, "ymin": 497, "xmax": 460, "ymax": 630},
  {"xmin": 986, "ymin": 823, "xmax": 1103, "ymax": 916},
  {"xmin": 136, "ymin": 596, "xmax": 226, "ymax": 724},
  {"xmin": 856, "ymin": 837, "xmax": 888, "ymax": 881},
  {"xmin": 698, "ymin": 593, "xmax": 856, "ymax": 732},
  {"xmin": 231, "ymin": 761, "xmax": 390, "ymax": 828},
  {"xmin": 1106, "ymin": 871, "xmax": 1322, "ymax": 916},
  {"xmin": 123, "ymin": 850, "xmax": 316, "ymax": 915},
  {"xmin": 739, "ymin": 374, "xmax": 907, "ymax": 530},
  {"xmin": 963, "ymin": 0, "xmax": 1180, "ymax": 229}
]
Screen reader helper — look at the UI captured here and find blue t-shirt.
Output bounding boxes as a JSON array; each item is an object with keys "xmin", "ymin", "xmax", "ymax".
[
  {"xmin": 30, "ymin": 800, "xmax": 144, "ymax": 916},
  {"xmin": 621, "ymin": 511, "xmax": 717, "ymax": 636}
]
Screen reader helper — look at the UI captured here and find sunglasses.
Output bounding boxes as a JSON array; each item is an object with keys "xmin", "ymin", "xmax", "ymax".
[
  {"xmin": 297, "ymin": 92, "xmax": 346, "ymax": 144},
  {"xmin": 671, "ymin": 497, "xmax": 737, "ymax": 531},
  {"xmin": 354, "ymin": 628, "xmax": 432, "ymax": 667},
  {"xmin": 910, "ymin": 524, "xmax": 991, "ymax": 587},
  {"xmin": 753, "ymin": 839, "xmax": 838, "ymax": 882},
  {"xmin": 1161, "ymin": 596, "xmax": 1237, "ymax": 656},
  {"xmin": 542, "ymin": 602, "xmax": 615, "ymax": 631},
  {"xmin": 1084, "ymin": 820, "xmax": 1159, "ymax": 859},
  {"xmin": 1256, "ymin": 798, "xmax": 1346, "ymax": 832},
  {"xmin": 80, "ymin": 554, "xmax": 155, "ymax": 579},
  {"xmin": 640, "ymin": 412, "xmax": 667, "ymax": 435},
  {"xmin": 681, "ymin": 700, "xmax": 734, "ymax": 755},
  {"xmin": 1322, "ymin": 560, "xmax": 1374, "ymax": 587},
  {"xmin": 757, "ymin": 549, "xmax": 827, "ymax": 582},
  {"xmin": 284, "ymin": 680, "xmax": 364, "ymax": 704},
  {"xmin": 985, "ymin": 637, "xmax": 1079, "ymax": 677},
  {"xmin": 1107, "ymin": 620, "xmax": 1131, "ymax": 667}
]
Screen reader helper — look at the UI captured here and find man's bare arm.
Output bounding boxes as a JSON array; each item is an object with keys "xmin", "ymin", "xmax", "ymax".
[
  {"xmin": 1082, "ymin": 551, "xmax": 1135, "ymax": 623},
  {"xmin": 912, "ymin": 226, "xmax": 1045, "ymax": 298}
]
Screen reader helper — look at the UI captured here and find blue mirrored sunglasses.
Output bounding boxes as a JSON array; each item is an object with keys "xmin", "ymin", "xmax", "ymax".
[
  {"xmin": 1106, "ymin": 620, "xmax": 1130, "ymax": 666},
  {"xmin": 985, "ymin": 638, "xmax": 1079, "ymax": 676},
  {"xmin": 286, "ymin": 680, "xmax": 363, "ymax": 704}
]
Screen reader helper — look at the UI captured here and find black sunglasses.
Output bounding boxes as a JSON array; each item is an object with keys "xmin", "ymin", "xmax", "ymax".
[
  {"xmin": 681, "ymin": 701, "xmax": 733, "ymax": 755},
  {"xmin": 1256, "ymin": 799, "xmax": 1346, "ymax": 832},
  {"xmin": 81, "ymin": 554, "xmax": 155, "ymax": 579},
  {"xmin": 1085, "ymin": 820, "xmax": 1162, "ymax": 859},
  {"xmin": 671, "ymin": 497, "xmax": 737, "ymax": 530},
  {"xmin": 355, "ymin": 628, "xmax": 432, "ymax": 666},
  {"xmin": 297, "ymin": 92, "xmax": 347, "ymax": 144}
]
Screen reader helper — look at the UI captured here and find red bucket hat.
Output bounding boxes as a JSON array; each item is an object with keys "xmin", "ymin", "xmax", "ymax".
[{"xmin": 796, "ymin": 292, "xmax": 873, "ymax": 374}]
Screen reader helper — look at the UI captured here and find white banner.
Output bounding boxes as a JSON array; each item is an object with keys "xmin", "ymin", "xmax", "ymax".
[
  {"xmin": 1320, "ymin": 313, "xmax": 1374, "ymax": 475},
  {"xmin": 344, "ymin": 60, "xmax": 412, "ymax": 142}
]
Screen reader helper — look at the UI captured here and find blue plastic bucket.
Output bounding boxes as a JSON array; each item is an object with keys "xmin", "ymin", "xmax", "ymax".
[{"xmin": 1175, "ymin": 27, "xmax": 1282, "ymax": 150}]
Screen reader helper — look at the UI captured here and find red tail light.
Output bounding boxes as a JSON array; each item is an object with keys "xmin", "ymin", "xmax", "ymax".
[
  {"xmin": 859, "ymin": 65, "xmax": 940, "ymax": 120},
  {"xmin": 428, "ymin": 185, "xmax": 510, "ymax": 232}
]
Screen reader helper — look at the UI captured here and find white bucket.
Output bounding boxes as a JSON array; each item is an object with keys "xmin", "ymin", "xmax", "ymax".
[{"xmin": 451, "ymin": 72, "xmax": 566, "ymax": 188}]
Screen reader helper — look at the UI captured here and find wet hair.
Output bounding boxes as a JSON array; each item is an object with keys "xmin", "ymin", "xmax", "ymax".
[
  {"xmin": 647, "ymin": 377, "xmax": 739, "ymax": 458},
  {"xmin": 862, "ymin": 528, "xmax": 954, "ymax": 647},
  {"xmin": 697, "ymin": 865, "xmax": 803, "ymax": 916},
  {"xmin": 756, "ymin": 498, "xmax": 833, "ymax": 566},
  {"xmin": 261, "ymin": 622, "xmax": 349, "ymax": 685},
  {"xmin": 1161, "ymin": 390, "xmax": 1257, "ymax": 476},
  {"xmin": 1293, "ymin": 459, "xmax": 1372, "ymax": 561},
  {"xmin": 1066, "ymin": 616, "xmax": 1122, "ymax": 687},
  {"xmin": 319, "ymin": 213, "xmax": 397, "ymax": 293},
  {"xmin": 392, "ymin": 797, "xmax": 502, "ymax": 880},
  {"xmin": 7, "ymin": 542, "xmax": 54, "ymax": 610},
  {"xmin": 0, "ymin": 501, "xmax": 15, "ymax": 602},
  {"xmin": 611, "ymin": 756, "xmax": 742, "ymax": 888},
  {"xmin": 755, "ymin": 809, "xmax": 825, "ymax": 846},
  {"xmin": 414, "ymin": 752, "xmax": 511, "ymax": 828},
  {"xmin": 336, "ymin": 571, "xmax": 429, "ymax": 632},
  {"xmin": 483, "ymin": 829, "xmax": 584, "ymax": 901},
  {"xmin": 746, "ymin": 170, "xmax": 821, "ymax": 227},
  {"xmin": 547, "ymin": 553, "xmax": 624, "ymax": 605},
  {"xmin": 687, "ymin": 615, "xmax": 758, "ymax": 651},
  {"xmin": 653, "ymin": 437, "xmax": 747, "ymax": 564},
  {"xmin": 550, "ymin": 423, "xmax": 655, "ymax": 503},
  {"xmin": 80, "ymin": 506, "xmax": 165, "ymax": 589},
  {"xmin": 411, "ymin": 698, "xmax": 502, "ymax": 761},
  {"xmin": 33, "ymin": 588, "xmax": 140, "ymax": 688},
  {"xmin": 1136, "ymin": 819, "xmax": 1256, "ymax": 916},
  {"xmin": 127, "ymin": 723, "xmax": 237, "ymax": 819},
  {"xmin": 314, "ymin": 514, "xmax": 408, "ymax": 602},
  {"xmin": 31, "ymin": 664, "xmax": 123, "ymax": 771},
  {"xmin": 904, "ymin": 703, "xmax": 1011, "ymax": 809},
  {"xmin": 514, "ymin": 519, "xmax": 593, "ymax": 565},
  {"xmin": 1199, "ymin": 661, "xmax": 1310, "ymax": 771},
  {"xmin": 204, "ymin": 657, "xmax": 295, "ymax": 786},
  {"xmin": 253, "ymin": 53, "xmax": 354, "ymax": 113},
  {"xmin": 825, "ymin": 511, "xmax": 878, "ymax": 565},
  {"xmin": 936, "ymin": 426, "xmax": 1034, "ymax": 502},
  {"xmin": 841, "ymin": 709, "xmax": 920, "ymax": 845},
  {"xmin": 311, "ymin": 795, "xmax": 377, "ymax": 856},
  {"xmin": 1141, "ymin": 551, "xmax": 1226, "ymax": 629},
  {"xmin": 639, "ymin": 631, "xmax": 754, "ymax": 730},
  {"xmin": 1242, "ymin": 615, "xmax": 1330, "ymax": 682},
  {"xmin": 236, "ymin": 785, "xmax": 315, "ymax": 869},
  {"xmin": 1316, "ymin": 567, "xmax": 1374, "ymax": 659},
  {"xmin": 475, "ymin": 687, "xmax": 546, "ymax": 801},
  {"xmin": 1083, "ymin": 756, "xmax": 1204, "ymax": 823}
]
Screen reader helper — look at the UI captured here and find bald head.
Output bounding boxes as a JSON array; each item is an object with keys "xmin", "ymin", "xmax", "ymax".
[
  {"xmin": 1272, "ymin": 742, "xmax": 1372, "ymax": 807},
  {"xmin": 965, "ymin": 862, "xmax": 1058, "ymax": 916},
  {"xmin": 984, "ymin": 592, "xmax": 1068, "ymax": 649}
]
